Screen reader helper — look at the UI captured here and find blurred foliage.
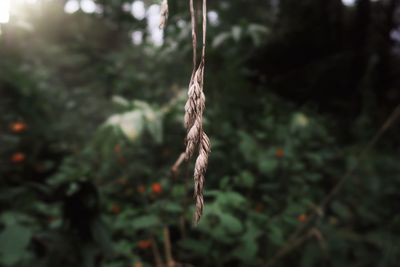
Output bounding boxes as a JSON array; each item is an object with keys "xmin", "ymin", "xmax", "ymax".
[{"xmin": 0, "ymin": 0, "xmax": 400, "ymax": 267}]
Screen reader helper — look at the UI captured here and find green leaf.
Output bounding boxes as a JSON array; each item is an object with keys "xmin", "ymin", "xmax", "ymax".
[
  {"xmin": 91, "ymin": 220, "xmax": 113, "ymax": 256},
  {"xmin": 219, "ymin": 176, "xmax": 231, "ymax": 189},
  {"xmin": 131, "ymin": 215, "xmax": 161, "ymax": 230},
  {"xmin": 307, "ymin": 173, "xmax": 322, "ymax": 182},
  {"xmin": 216, "ymin": 191, "xmax": 247, "ymax": 207},
  {"xmin": 248, "ymin": 24, "xmax": 270, "ymax": 35},
  {"xmin": 232, "ymin": 221, "xmax": 262, "ymax": 263},
  {"xmin": 179, "ymin": 239, "xmax": 211, "ymax": 256},
  {"xmin": 301, "ymin": 242, "xmax": 320, "ymax": 267},
  {"xmin": 247, "ymin": 24, "xmax": 269, "ymax": 45},
  {"xmin": 268, "ymin": 224, "xmax": 284, "ymax": 246},
  {"xmin": 219, "ymin": 213, "xmax": 243, "ymax": 234},
  {"xmin": 114, "ymin": 240, "xmax": 134, "ymax": 257},
  {"xmin": 112, "ymin": 95, "xmax": 130, "ymax": 107},
  {"xmin": 120, "ymin": 111, "xmax": 144, "ymax": 141},
  {"xmin": 171, "ymin": 184, "xmax": 185, "ymax": 198},
  {"xmin": 258, "ymin": 159, "xmax": 278, "ymax": 175},
  {"xmin": 239, "ymin": 132, "xmax": 259, "ymax": 162},
  {"xmin": 331, "ymin": 201, "xmax": 352, "ymax": 220},
  {"xmin": 231, "ymin": 26, "xmax": 242, "ymax": 41},
  {"xmin": 162, "ymin": 202, "xmax": 183, "ymax": 213},
  {"xmin": 0, "ymin": 224, "xmax": 32, "ymax": 265},
  {"xmin": 105, "ymin": 111, "xmax": 144, "ymax": 141},
  {"xmin": 234, "ymin": 171, "xmax": 255, "ymax": 188},
  {"xmin": 212, "ymin": 32, "xmax": 230, "ymax": 48},
  {"xmin": 145, "ymin": 111, "xmax": 163, "ymax": 143}
]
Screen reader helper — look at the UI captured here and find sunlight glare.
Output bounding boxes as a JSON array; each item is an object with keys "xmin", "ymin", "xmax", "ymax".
[
  {"xmin": 131, "ymin": 30, "xmax": 143, "ymax": 45},
  {"xmin": 0, "ymin": 0, "xmax": 10, "ymax": 24},
  {"xmin": 65, "ymin": 0, "xmax": 80, "ymax": 14},
  {"xmin": 341, "ymin": 0, "xmax": 356, "ymax": 7},
  {"xmin": 122, "ymin": 3, "xmax": 131, "ymax": 12},
  {"xmin": 208, "ymin": 11, "xmax": 219, "ymax": 26},
  {"xmin": 81, "ymin": 0, "xmax": 96, "ymax": 14},
  {"xmin": 147, "ymin": 4, "xmax": 163, "ymax": 46},
  {"xmin": 131, "ymin": 1, "xmax": 146, "ymax": 20},
  {"xmin": 390, "ymin": 28, "xmax": 400, "ymax": 42}
]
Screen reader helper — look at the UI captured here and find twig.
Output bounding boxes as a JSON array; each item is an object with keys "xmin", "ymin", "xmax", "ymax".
[
  {"xmin": 179, "ymin": 216, "xmax": 187, "ymax": 239},
  {"xmin": 267, "ymin": 230, "xmax": 313, "ymax": 266},
  {"xmin": 163, "ymin": 226, "xmax": 176, "ymax": 267},
  {"xmin": 267, "ymin": 103, "xmax": 400, "ymax": 266},
  {"xmin": 171, "ymin": 153, "xmax": 186, "ymax": 177},
  {"xmin": 267, "ymin": 228, "xmax": 328, "ymax": 266},
  {"xmin": 169, "ymin": 152, "xmax": 190, "ymax": 238},
  {"xmin": 151, "ymin": 237, "xmax": 165, "ymax": 267},
  {"xmin": 180, "ymin": 162, "xmax": 192, "ymax": 238},
  {"xmin": 320, "ymin": 103, "xmax": 400, "ymax": 208},
  {"xmin": 309, "ymin": 228, "xmax": 329, "ymax": 261}
]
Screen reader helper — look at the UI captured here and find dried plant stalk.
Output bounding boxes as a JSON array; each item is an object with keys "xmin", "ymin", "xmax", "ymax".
[
  {"xmin": 183, "ymin": 0, "xmax": 210, "ymax": 225},
  {"xmin": 193, "ymin": 132, "xmax": 210, "ymax": 223},
  {"xmin": 159, "ymin": 0, "xmax": 169, "ymax": 29},
  {"xmin": 184, "ymin": 66, "xmax": 204, "ymax": 159}
]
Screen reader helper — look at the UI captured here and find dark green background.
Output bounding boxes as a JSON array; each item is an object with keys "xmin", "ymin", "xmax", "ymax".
[{"xmin": 0, "ymin": 0, "xmax": 399, "ymax": 266}]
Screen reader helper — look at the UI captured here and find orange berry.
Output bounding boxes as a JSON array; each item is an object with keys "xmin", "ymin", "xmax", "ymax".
[
  {"xmin": 10, "ymin": 122, "xmax": 27, "ymax": 133},
  {"xmin": 297, "ymin": 214, "xmax": 307, "ymax": 223},
  {"xmin": 134, "ymin": 263, "xmax": 143, "ymax": 267},
  {"xmin": 137, "ymin": 239, "xmax": 152, "ymax": 249},
  {"xmin": 137, "ymin": 185, "xmax": 146, "ymax": 193},
  {"xmin": 111, "ymin": 204, "xmax": 121, "ymax": 214},
  {"xmin": 11, "ymin": 152, "xmax": 25, "ymax": 163},
  {"xmin": 275, "ymin": 148, "xmax": 285, "ymax": 158},
  {"xmin": 151, "ymin": 183, "xmax": 162, "ymax": 194}
]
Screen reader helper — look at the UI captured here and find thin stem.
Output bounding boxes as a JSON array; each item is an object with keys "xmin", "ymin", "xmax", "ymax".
[
  {"xmin": 189, "ymin": 0, "xmax": 197, "ymax": 79},
  {"xmin": 171, "ymin": 152, "xmax": 186, "ymax": 178},
  {"xmin": 163, "ymin": 226, "xmax": 175, "ymax": 267},
  {"xmin": 201, "ymin": 0, "xmax": 207, "ymax": 65},
  {"xmin": 267, "ymin": 231, "xmax": 312, "ymax": 266},
  {"xmin": 150, "ymin": 237, "xmax": 164, "ymax": 267},
  {"xmin": 320, "ymin": 103, "xmax": 400, "ymax": 208}
]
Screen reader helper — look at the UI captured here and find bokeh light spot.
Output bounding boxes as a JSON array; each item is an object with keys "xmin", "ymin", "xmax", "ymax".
[
  {"xmin": 131, "ymin": 1, "xmax": 146, "ymax": 20},
  {"xmin": 65, "ymin": 0, "xmax": 80, "ymax": 14}
]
